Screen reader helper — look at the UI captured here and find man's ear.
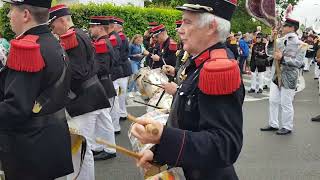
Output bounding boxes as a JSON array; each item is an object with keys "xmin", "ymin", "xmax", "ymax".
[
  {"xmin": 23, "ymin": 9, "xmax": 31, "ymax": 23},
  {"xmin": 208, "ymin": 19, "xmax": 218, "ymax": 36}
]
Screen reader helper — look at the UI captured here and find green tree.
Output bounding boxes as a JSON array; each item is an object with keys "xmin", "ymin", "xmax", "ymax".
[{"xmin": 276, "ymin": 0, "xmax": 301, "ymax": 18}]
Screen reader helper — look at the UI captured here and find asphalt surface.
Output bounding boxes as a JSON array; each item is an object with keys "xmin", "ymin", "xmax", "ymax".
[{"xmin": 95, "ymin": 66, "xmax": 320, "ymax": 180}]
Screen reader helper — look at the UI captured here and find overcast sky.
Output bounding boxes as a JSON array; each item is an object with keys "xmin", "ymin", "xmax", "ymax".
[{"xmin": 291, "ymin": 0, "xmax": 320, "ymax": 27}]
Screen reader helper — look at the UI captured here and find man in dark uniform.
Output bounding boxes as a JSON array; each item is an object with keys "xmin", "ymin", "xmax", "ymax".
[
  {"xmin": 113, "ymin": 17, "xmax": 132, "ymax": 122},
  {"xmin": 88, "ymin": 16, "xmax": 118, "ymax": 161},
  {"xmin": 162, "ymin": 20, "xmax": 191, "ymax": 95},
  {"xmin": 144, "ymin": 22, "xmax": 159, "ymax": 50},
  {"xmin": 303, "ymin": 33, "xmax": 316, "ymax": 72},
  {"xmin": 0, "ymin": 0, "xmax": 73, "ymax": 179},
  {"xmin": 131, "ymin": 1, "xmax": 244, "ymax": 180},
  {"xmin": 147, "ymin": 24, "xmax": 177, "ymax": 69},
  {"xmin": 49, "ymin": 4, "xmax": 110, "ymax": 179}
]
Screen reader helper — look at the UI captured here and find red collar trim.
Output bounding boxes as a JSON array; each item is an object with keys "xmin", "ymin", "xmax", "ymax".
[{"xmin": 194, "ymin": 50, "xmax": 210, "ymax": 67}]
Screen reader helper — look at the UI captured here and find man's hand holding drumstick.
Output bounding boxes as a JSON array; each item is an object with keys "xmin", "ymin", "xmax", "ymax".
[
  {"xmin": 129, "ymin": 114, "xmax": 166, "ymax": 171},
  {"xmin": 129, "ymin": 114, "xmax": 164, "ymax": 145},
  {"xmin": 162, "ymin": 65, "xmax": 175, "ymax": 77}
]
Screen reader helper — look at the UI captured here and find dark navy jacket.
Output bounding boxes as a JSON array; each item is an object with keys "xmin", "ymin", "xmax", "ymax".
[
  {"xmin": 0, "ymin": 25, "xmax": 73, "ymax": 179},
  {"xmin": 64, "ymin": 28, "xmax": 110, "ymax": 117},
  {"xmin": 153, "ymin": 43, "xmax": 244, "ymax": 180},
  {"xmin": 93, "ymin": 35, "xmax": 117, "ymax": 98}
]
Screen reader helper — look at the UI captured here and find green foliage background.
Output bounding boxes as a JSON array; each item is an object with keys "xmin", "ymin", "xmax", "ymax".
[{"xmin": 0, "ymin": 2, "xmax": 270, "ymax": 40}]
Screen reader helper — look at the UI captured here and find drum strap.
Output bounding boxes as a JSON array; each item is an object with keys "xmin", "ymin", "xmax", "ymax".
[{"xmin": 73, "ymin": 137, "xmax": 87, "ymax": 180}]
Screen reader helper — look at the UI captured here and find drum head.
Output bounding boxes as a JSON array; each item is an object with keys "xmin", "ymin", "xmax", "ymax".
[{"xmin": 136, "ymin": 68, "xmax": 168, "ymax": 98}]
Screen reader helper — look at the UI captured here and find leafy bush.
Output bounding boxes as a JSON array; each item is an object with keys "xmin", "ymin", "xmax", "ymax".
[{"xmin": 0, "ymin": 3, "xmax": 270, "ymax": 40}]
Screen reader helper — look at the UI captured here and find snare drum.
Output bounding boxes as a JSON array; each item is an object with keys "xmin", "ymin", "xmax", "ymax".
[
  {"xmin": 147, "ymin": 90, "xmax": 173, "ymax": 112},
  {"xmin": 128, "ymin": 110, "xmax": 169, "ymax": 153},
  {"xmin": 136, "ymin": 67, "xmax": 168, "ymax": 98},
  {"xmin": 145, "ymin": 167, "xmax": 186, "ymax": 180}
]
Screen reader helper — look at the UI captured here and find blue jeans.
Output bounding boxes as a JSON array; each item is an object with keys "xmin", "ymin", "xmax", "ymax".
[
  {"xmin": 239, "ymin": 56, "xmax": 247, "ymax": 73},
  {"xmin": 128, "ymin": 60, "xmax": 141, "ymax": 92}
]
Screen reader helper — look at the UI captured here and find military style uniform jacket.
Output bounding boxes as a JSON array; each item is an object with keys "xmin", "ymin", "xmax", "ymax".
[
  {"xmin": 118, "ymin": 31, "xmax": 133, "ymax": 77},
  {"xmin": 250, "ymin": 42, "xmax": 268, "ymax": 72},
  {"xmin": 304, "ymin": 39, "xmax": 316, "ymax": 58},
  {"xmin": 174, "ymin": 44, "xmax": 191, "ymax": 85},
  {"xmin": 146, "ymin": 42, "xmax": 159, "ymax": 68},
  {"xmin": 149, "ymin": 37, "xmax": 177, "ymax": 69},
  {"xmin": 0, "ymin": 25, "xmax": 73, "ymax": 179},
  {"xmin": 61, "ymin": 27, "xmax": 110, "ymax": 117},
  {"xmin": 93, "ymin": 35, "xmax": 117, "ymax": 98},
  {"xmin": 274, "ymin": 32, "xmax": 306, "ymax": 89},
  {"xmin": 152, "ymin": 43, "xmax": 245, "ymax": 180},
  {"xmin": 109, "ymin": 31, "xmax": 124, "ymax": 81}
]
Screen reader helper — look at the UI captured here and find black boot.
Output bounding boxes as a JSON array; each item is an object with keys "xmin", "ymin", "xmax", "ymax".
[
  {"xmin": 311, "ymin": 115, "xmax": 320, "ymax": 122},
  {"xmin": 260, "ymin": 125, "xmax": 278, "ymax": 131},
  {"xmin": 276, "ymin": 128, "xmax": 292, "ymax": 135},
  {"xmin": 257, "ymin": 89, "xmax": 263, "ymax": 94},
  {"xmin": 263, "ymin": 85, "xmax": 269, "ymax": 90},
  {"xmin": 94, "ymin": 151, "xmax": 116, "ymax": 161},
  {"xmin": 119, "ymin": 117, "xmax": 127, "ymax": 121},
  {"xmin": 248, "ymin": 89, "xmax": 255, "ymax": 93}
]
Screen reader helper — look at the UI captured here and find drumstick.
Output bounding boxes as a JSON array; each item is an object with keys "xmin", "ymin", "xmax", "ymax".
[
  {"xmin": 133, "ymin": 100, "xmax": 163, "ymax": 109},
  {"xmin": 127, "ymin": 114, "xmax": 159, "ymax": 136},
  {"xmin": 142, "ymin": 80, "xmax": 164, "ymax": 89},
  {"xmin": 161, "ymin": 58, "xmax": 167, "ymax": 66},
  {"xmin": 96, "ymin": 138, "xmax": 141, "ymax": 159}
]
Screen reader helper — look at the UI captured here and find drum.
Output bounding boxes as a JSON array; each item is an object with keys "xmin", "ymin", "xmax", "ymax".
[
  {"xmin": 136, "ymin": 67, "xmax": 168, "ymax": 98},
  {"xmin": 145, "ymin": 167, "xmax": 186, "ymax": 180},
  {"xmin": 147, "ymin": 90, "xmax": 173, "ymax": 112},
  {"xmin": 128, "ymin": 110, "xmax": 169, "ymax": 153}
]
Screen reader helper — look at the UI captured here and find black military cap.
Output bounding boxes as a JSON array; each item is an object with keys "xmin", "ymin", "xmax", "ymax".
[
  {"xmin": 113, "ymin": 17, "xmax": 124, "ymax": 26},
  {"xmin": 150, "ymin": 24, "xmax": 166, "ymax": 36},
  {"xmin": 49, "ymin": 4, "xmax": 71, "ymax": 22},
  {"xmin": 176, "ymin": 0, "xmax": 237, "ymax": 21},
  {"xmin": 2, "ymin": 0, "xmax": 52, "ymax": 8},
  {"xmin": 89, "ymin": 16, "xmax": 110, "ymax": 26},
  {"xmin": 284, "ymin": 18, "xmax": 300, "ymax": 30}
]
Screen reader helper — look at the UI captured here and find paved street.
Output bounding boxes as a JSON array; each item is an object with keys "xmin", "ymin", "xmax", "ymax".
[{"xmin": 95, "ymin": 66, "xmax": 320, "ymax": 180}]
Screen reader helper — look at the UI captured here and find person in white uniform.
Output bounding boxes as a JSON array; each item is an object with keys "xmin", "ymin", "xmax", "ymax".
[{"xmin": 260, "ymin": 18, "xmax": 306, "ymax": 135}]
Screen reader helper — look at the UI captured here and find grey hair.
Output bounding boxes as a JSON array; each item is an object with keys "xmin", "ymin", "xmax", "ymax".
[{"xmin": 197, "ymin": 12, "xmax": 231, "ymax": 42}]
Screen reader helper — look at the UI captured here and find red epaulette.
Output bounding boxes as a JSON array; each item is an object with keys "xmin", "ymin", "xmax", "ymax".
[
  {"xmin": 93, "ymin": 39, "xmax": 109, "ymax": 54},
  {"xmin": 198, "ymin": 49, "xmax": 241, "ymax": 95},
  {"xmin": 118, "ymin": 32, "xmax": 126, "ymax": 41},
  {"xmin": 60, "ymin": 29, "xmax": 79, "ymax": 50},
  {"xmin": 169, "ymin": 39, "xmax": 178, "ymax": 51},
  {"xmin": 109, "ymin": 35, "xmax": 118, "ymax": 47},
  {"xmin": 7, "ymin": 35, "xmax": 45, "ymax": 72}
]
